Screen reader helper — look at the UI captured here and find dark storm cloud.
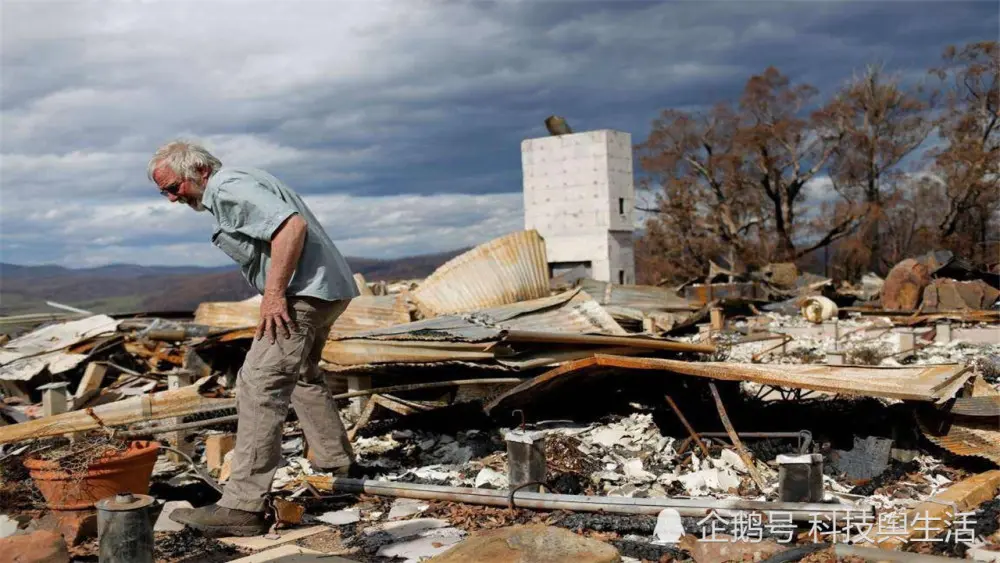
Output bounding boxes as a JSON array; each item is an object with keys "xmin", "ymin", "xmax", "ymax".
[{"xmin": 1, "ymin": 0, "xmax": 994, "ymax": 265}]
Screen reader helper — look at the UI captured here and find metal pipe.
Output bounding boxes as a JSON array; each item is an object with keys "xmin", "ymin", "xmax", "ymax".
[
  {"xmin": 302, "ymin": 476, "xmax": 872, "ymax": 522},
  {"xmin": 708, "ymin": 382, "xmax": 769, "ymax": 493},
  {"xmin": 118, "ymin": 414, "xmax": 238, "ymax": 438},
  {"xmin": 500, "ymin": 330, "xmax": 717, "ymax": 354},
  {"xmin": 665, "ymin": 395, "xmax": 711, "ymax": 457},
  {"xmin": 156, "ymin": 445, "xmax": 222, "ymax": 493},
  {"xmin": 45, "ymin": 301, "xmax": 94, "ymax": 315}
]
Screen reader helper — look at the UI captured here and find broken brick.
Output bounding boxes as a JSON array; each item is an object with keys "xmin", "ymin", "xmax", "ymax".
[
  {"xmin": 205, "ymin": 433, "xmax": 236, "ymax": 471},
  {"xmin": 0, "ymin": 529, "xmax": 70, "ymax": 562},
  {"xmin": 36, "ymin": 510, "xmax": 97, "ymax": 547}
]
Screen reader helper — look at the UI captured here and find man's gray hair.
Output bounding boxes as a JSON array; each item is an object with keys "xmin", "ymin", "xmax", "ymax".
[{"xmin": 147, "ymin": 140, "xmax": 223, "ymax": 182}]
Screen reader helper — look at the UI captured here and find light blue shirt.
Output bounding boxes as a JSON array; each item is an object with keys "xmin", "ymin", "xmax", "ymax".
[{"xmin": 202, "ymin": 167, "xmax": 360, "ymax": 302}]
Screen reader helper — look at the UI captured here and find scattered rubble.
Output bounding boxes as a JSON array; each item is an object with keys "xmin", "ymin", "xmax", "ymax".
[{"xmin": 1, "ymin": 237, "xmax": 998, "ymax": 561}]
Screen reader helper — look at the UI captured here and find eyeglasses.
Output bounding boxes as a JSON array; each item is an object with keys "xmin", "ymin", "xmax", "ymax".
[{"xmin": 159, "ymin": 182, "xmax": 182, "ymax": 197}]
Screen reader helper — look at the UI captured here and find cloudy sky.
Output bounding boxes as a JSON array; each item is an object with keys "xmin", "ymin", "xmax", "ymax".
[{"xmin": 1, "ymin": 0, "xmax": 996, "ymax": 268}]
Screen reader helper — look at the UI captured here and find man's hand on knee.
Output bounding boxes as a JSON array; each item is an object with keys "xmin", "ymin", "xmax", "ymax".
[{"xmin": 257, "ymin": 290, "xmax": 297, "ymax": 343}]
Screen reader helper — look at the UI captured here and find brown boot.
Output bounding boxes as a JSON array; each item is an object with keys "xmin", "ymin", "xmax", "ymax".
[{"xmin": 169, "ymin": 504, "xmax": 268, "ymax": 537}]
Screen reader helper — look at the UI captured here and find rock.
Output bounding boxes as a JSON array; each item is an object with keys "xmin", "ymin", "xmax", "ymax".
[
  {"xmin": 761, "ymin": 263, "xmax": 799, "ymax": 288},
  {"xmin": 922, "ymin": 279, "xmax": 1000, "ymax": 311},
  {"xmin": 36, "ymin": 510, "xmax": 96, "ymax": 547},
  {"xmin": 0, "ymin": 529, "xmax": 70, "ymax": 562},
  {"xmin": 428, "ymin": 525, "xmax": 621, "ymax": 563},
  {"xmin": 679, "ymin": 534, "xmax": 785, "ymax": 563},
  {"xmin": 881, "ymin": 259, "xmax": 931, "ymax": 311},
  {"xmin": 154, "ymin": 501, "xmax": 192, "ymax": 532},
  {"xmin": 966, "ymin": 547, "xmax": 1000, "ymax": 562}
]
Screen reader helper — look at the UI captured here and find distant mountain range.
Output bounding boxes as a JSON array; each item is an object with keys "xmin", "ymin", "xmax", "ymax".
[{"xmin": 0, "ymin": 248, "xmax": 467, "ymax": 316}]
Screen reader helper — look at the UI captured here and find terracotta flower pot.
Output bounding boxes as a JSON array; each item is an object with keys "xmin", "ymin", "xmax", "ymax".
[{"xmin": 23, "ymin": 440, "xmax": 161, "ymax": 511}]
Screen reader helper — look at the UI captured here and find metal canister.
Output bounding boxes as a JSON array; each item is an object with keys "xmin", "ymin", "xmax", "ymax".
[{"xmin": 96, "ymin": 492, "xmax": 155, "ymax": 563}]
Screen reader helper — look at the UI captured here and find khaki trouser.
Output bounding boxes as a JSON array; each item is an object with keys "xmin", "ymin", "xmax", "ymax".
[{"xmin": 218, "ymin": 296, "xmax": 353, "ymax": 513}]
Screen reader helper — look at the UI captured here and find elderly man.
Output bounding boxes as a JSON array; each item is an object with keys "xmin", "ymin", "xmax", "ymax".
[{"xmin": 148, "ymin": 141, "xmax": 360, "ymax": 537}]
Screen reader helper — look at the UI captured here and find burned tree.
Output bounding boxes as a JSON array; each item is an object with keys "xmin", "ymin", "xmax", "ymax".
[
  {"xmin": 637, "ymin": 68, "xmax": 861, "ymax": 283},
  {"xmin": 928, "ymin": 40, "xmax": 999, "ymax": 265},
  {"xmin": 826, "ymin": 65, "xmax": 932, "ymax": 276},
  {"xmin": 736, "ymin": 67, "xmax": 861, "ymax": 262},
  {"xmin": 636, "ymin": 103, "xmax": 762, "ymax": 281}
]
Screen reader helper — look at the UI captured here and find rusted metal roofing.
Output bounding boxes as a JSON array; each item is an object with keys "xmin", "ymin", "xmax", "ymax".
[
  {"xmin": 915, "ymin": 381, "xmax": 1000, "ymax": 464},
  {"xmin": 486, "ymin": 355, "xmax": 974, "ymax": 413},
  {"xmin": 411, "ymin": 230, "xmax": 549, "ymax": 317},
  {"xmin": 916, "ymin": 411, "xmax": 1000, "ymax": 464},
  {"xmin": 193, "ymin": 294, "xmax": 411, "ymax": 335}
]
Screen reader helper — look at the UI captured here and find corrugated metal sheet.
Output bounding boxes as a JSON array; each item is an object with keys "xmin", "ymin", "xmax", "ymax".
[
  {"xmin": 193, "ymin": 294, "xmax": 411, "ymax": 335},
  {"xmin": 329, "ymin": 290, "xmax": 624, "ymax": 343},
  {"xmin": 917, "ymin": 412, "xmax": 1000, "ymax": 464},
  {"xmin": 411, "ymin": 230, "xmax": 549, "ymax": 316},
  {"xmin": 327, "ymin": 314, "xmax": 500, "ymax": 343},
  {"xmin": 486, "ymin": 355, "xmax": 974, "ymax": 412},
  {"xmin": 332, "ymin": 295, "xmax": 411, "ymax": 336},
  {"xmin": 915, "ymin": 381, "xmax": 1000, "ymax": 464},
  {"xmin": 578, "ymin": 279, "xmax": 696, "ymax": 311},
  {"xmin": 323, "ymin": 290, "xmax": 627, "ymax": 366},
  {"xmin": 498, "ymin": 290, "xmax": 627, "ymax": 335}
]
